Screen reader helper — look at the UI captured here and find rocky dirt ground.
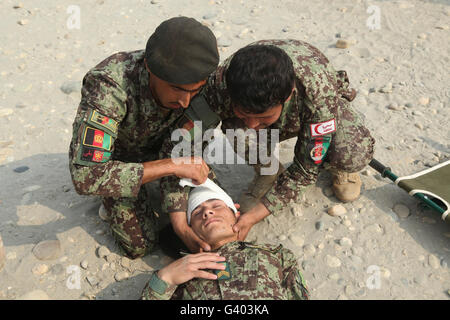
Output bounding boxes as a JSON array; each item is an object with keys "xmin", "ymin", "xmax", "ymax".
[{"xmin": 0, "ymin": 0, "xmax": 449, "ymax": 300}]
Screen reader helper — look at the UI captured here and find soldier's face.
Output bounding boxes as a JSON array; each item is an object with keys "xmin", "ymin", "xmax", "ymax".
[
  {"xmin": 147, "ymin": 68, "xmax": 206, "ymax": 109},
  {"xmin": 233, "ymin": 105, "xmax": 283, "ymax": 130},
  {"xmin": 190, "ymin": 199, "xmax": 240, "ymax": 246}
]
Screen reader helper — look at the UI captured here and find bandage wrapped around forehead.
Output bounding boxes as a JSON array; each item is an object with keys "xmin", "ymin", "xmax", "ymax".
[{"xmin": 179, "ymin": 178, "xmax": 238, "ymax": 225}]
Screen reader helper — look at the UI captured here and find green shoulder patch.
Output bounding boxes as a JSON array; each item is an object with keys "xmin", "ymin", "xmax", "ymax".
[
  {"xmin": 87, "ymin": 109, "xmax": 119, "ymax": 136},
  {"xmin": 214, "ymin": 261, "xmax": 231, "ymax": 280}
]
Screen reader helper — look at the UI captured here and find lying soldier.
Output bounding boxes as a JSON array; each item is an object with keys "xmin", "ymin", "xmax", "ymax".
[{"xmin": 141, "ymin": 179, "xmax": 309, "ymax": 300}]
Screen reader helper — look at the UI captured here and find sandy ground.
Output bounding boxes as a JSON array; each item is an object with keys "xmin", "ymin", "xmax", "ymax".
[{"xmin": 0, "ymin": 0, "xmax": 449, "ymax": 300}]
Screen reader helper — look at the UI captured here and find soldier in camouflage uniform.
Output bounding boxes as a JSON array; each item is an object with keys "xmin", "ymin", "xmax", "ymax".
[
  {"xmin": 141, "ymin": 193, "xmax": 309, "ymax": 300},
  {"xmin": 162, "ymin": 39, "xmax": 375, "ymax": 245},
  {"xmin": 68, "ymin": 17, "xmax": 220, "ymax": 259}
]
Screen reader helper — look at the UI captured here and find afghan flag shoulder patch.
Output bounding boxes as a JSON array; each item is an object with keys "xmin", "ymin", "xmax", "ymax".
[
  {"xmin": 80, "ymin": 146, "xmax": 111, "ymax": 163},
  {"xmin": 82, "ymin": 126, "xmax": 112, "ymax": 151},
  {"xmin": 87, "ymin": 109, "xmax": 119, "ymax": 136}
]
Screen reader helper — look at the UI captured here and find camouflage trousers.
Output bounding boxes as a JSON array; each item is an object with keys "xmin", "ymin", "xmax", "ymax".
[{"xmin": 102, "ymin": 183, "xmax": 159, "ymax": 259}]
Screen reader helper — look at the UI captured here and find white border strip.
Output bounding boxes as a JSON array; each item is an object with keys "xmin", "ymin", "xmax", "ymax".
[{"xmin": 395, "ymin": 160, "xmax": 450, "ymax": 185}]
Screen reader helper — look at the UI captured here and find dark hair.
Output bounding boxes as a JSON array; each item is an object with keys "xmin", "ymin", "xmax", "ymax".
[{"xmin": 225, "ymin": 45, "xmax": 295, "ymax": 114}]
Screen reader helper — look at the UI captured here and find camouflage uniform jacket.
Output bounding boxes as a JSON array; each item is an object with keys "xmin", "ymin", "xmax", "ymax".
[
  {"xmin": 195, "ymin": 39, "xmax": 373, "ymax": 214},
  {"xmin": 68, "ymin": 50, "xmax": 187, "ymax": 205},
  {"xmin": 141, "ymin": 241, "xmax": 309, "ymax": 300}
]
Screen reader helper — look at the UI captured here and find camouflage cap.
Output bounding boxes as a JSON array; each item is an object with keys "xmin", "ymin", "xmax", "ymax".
[{"xmin": 145, "ymin": 16, "xmax": 219, "ymax": 85}]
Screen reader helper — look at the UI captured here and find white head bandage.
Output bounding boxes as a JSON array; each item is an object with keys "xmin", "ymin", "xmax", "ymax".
[{"xmin": 179, "ymin": 178, "xmax": 238, "ymax": 225}]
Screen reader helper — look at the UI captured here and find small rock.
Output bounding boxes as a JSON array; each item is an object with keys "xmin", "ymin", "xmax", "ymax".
[
  {"xmin": 336, "ymin": 39, "xmax": 353, "ymax": 49},
  {"xmin": 419, "ymin": 97, "xmax": 429, "ymax": 105},
  {"xmin": 315, "ymin": 221, "xmax": 324, "ymax": 231},
  {"xmin": 289, "ymin": 235, "xmax": 304, "ymax": 247},
  {"xmin": 17, "ymin": 19, "xmax": 28, "ymax": 26},
  {"xmin": 0, "ymin": 108, "xmax": 14, "ymax": 118},
  {"xmin": 387, "ymin": 103, "xmax": 401, "ymax": 111},
  {"xmin": 80, "ymin": 260, "xmax": 88, "ymax": 269},
  {"xmin": 290, "ymin": 205, "xmax": 303, "ymax": 217},
  {"xmin": 202, "ymin": 12, "xmax": 217, "ymax": 20},
  {"xmin": 328, "ymin": 273, "xmax": 340, "ymax": 280},
  {"xmin": 380, "ymin": 267, "xmax": 391, "ymax": 278},
  {"xmin": 393, "ymin": 204, "xmax": 410, "ymax": 218},
  {"xmin": 97, "ymin": 246, "xmax": 110, "ymax": 259},
  {"xmin": 350, "ymin": 255, "xmax": 363, "ymax": 265},
  {"xmin": 98, "ymin": 204, "xmax": 109, "ymax": 221},
  {"xmin": 17, "ymin": 290, "xmax": 49, "ymax": 300},
  {"xmin": 32, "ymin": 240, "xmax": 62, "ymax": 261},
  {"xmin": 417, "ymin": 33, "xmax": 427, "ymax": 40},
  {"xmin": 342, "ymin": 219, "xmax": 352, "ymax": 227},
  {"xmin": 86, "ymin": 276, "xmax": 99, "ymax": 287},
  {"xmin": 150, "ymin": 0, "xmax": 159, "ymax": 3},
  {"xmin": 60, "ymin": 81, "xmax": 81, "ymax": 95},
  {"xmin": 327, "ymin": 204, "xmax": 347, "ymax": 217},
  {"xmin": 106, "ymin": 253, "xmax": 117, "ymax": 263},
  {"xmin": 114, "ymin": 271, "xmax": 129, "ymax": 282},
  {"xmin": 32, "ymin": 264, "xmax": 49, "ymax": 275},
  {"xmin": 120, "ymin": 257, "xmax": 131, "ymax": 269},
  {"xmin": 13, "ymin": 166, "xmax": 29, "ymax": 173},
  {"xmin": 428, "ymin": 254, "xmax": 440, "ymax": 269},
  {"xmin": 414, "ymin": 123, "xmax": 424, "ymax": 130},
  {"xmin": 364, "ymin": 223, "xmax": 383, "ymax": 234},
  {"xmin": 303, "ymin": 244, "xmax": 316, "ymax": 256},
  {"xmin": 278, "ymin": 235, "xmax": 287, "ymax": 241},
  {"xmin": 379, "ymin": 83, "xmax": 393, "ymax": 93},
  {"xmin": 339, "ymin": 237, "xmax": 353, "ymax": 247},
  {"xmin": 326, "ymin": 255, "xmax": 341, "ymax": 268},
  {"xmin": 344, "ymin": 285, "xmax": 356, "ymax": 295}
]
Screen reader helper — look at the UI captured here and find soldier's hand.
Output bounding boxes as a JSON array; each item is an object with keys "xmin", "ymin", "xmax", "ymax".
[
  {"xmin": 232, "ymin": 212, "xmax": 255, "ymax": 241},
  {"xmin": 181, "ymin": 226, "xmax": 212, "ymax": 253},
  {"xmin": 157, "ymin": 252, "xmax": 226, "ymax": 285},
  {"xmin": 172, "ymin": 156, "xmax": 210, "ymax": 185},
  {"xmin": 232, "ymin": 202, "xmax": 270, "ymax": 241}
]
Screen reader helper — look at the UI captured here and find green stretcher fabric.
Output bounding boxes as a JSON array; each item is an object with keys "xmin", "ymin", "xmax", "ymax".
[{"xmin": 395, "ymin": 160, "xmax": 450, "ymax": 222}]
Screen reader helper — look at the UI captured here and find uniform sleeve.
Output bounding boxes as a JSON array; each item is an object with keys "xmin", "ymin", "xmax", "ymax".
[
  {"xmin": 280, "ymin": 248, "xmax": 310, "ymax": 300},
  {"xmin": 140, "ymin": 271, "xmax": 179, "ymax": 300},
  {"xmin": 261, "ymin": 63, "xmax": 341, "ymax": 215},
  {"xmin": 69, "ymin": 70, "xmax": 144, "ymax": 198}
]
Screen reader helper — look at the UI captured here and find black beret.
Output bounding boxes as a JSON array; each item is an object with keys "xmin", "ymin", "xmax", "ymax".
[{"xmin": 145, "ymin": 17, "xmax": 219, "ymax": 85}]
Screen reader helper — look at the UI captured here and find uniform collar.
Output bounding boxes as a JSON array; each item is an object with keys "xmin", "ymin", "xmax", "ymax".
[
  {"xmin": 214, "ymin": 241, "xmax": 252, "ymax": 255},
  {"xmin": 270, "ymin": 87, "xmax": 298, "ymax": 129}
]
